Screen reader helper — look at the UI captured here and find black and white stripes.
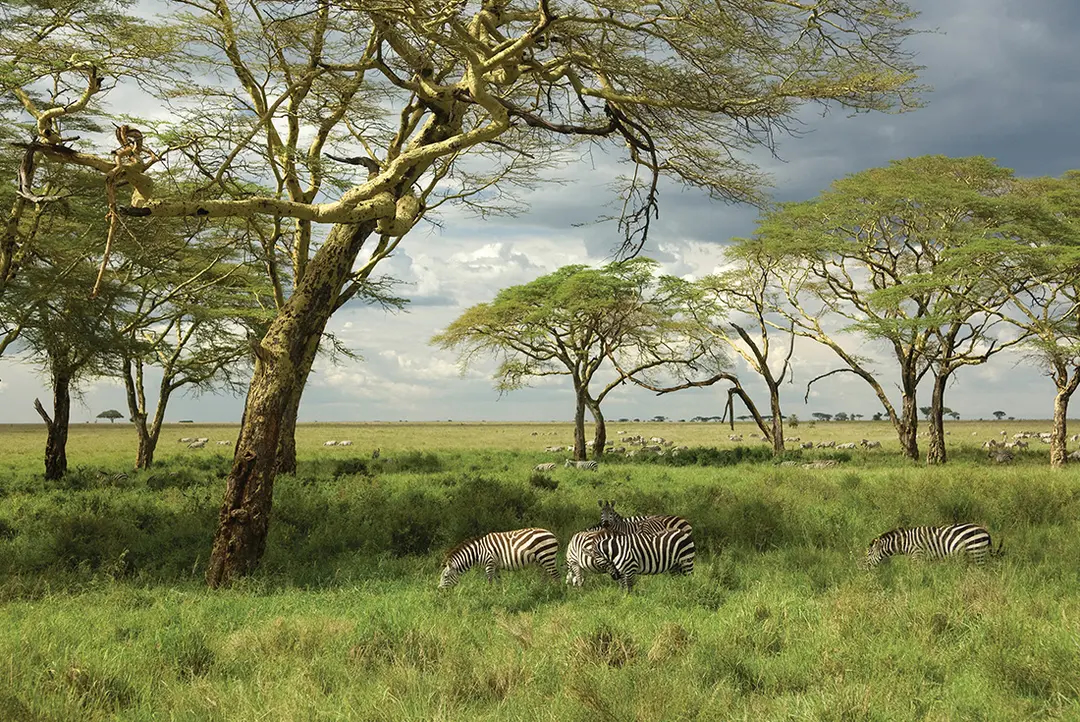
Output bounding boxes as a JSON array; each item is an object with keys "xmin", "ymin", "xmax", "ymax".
[
  {"xmin": 438, "ymin": 528, "xmax": 560, "ymax": 588},
  {"xmin": 591, "ymin": 529, "xmax": 696, "ymax": 592},
  {"xmin": 565, "ymin": 525, "xmax": 613, "ymax": 587},
  {"xmin": 863, "ymin": 524, "xmax": 993, "ymax": 568},
  {"xmin": 598, "ymin": 499, "xmax": 692, "ymax": 536}
]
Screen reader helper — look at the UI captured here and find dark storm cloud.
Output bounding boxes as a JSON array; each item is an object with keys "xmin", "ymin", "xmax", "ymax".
[{"xmin": 442, "ymin": 0, "xmax": 1080, "ymax": 260}]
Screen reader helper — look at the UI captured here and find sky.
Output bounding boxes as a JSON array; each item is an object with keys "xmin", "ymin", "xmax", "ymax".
[{"xmin": 2, "ymin": 0, "xmax": 1080, "ymax": 425}]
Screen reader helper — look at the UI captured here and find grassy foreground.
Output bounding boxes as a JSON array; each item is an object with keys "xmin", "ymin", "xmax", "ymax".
[{"xmin": 1, "ymin": 421, "xmax": 1079, "ymax": 720}]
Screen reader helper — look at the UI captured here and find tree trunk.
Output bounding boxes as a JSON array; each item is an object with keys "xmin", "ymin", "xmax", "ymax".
[
  {"xmin": 926, "ymin": 374, "xmax": 948, "ymax": 465},
  {"xmin": 897, "ymin": 393, "xmax": 919, "ymax": 461},
  {"xmin": 124, "ymin": 357, "xmax": 171, "ymax": 470},
  {"xmin": 206, "ymin": 221, "xmax": 375, "ymax": 588},
  {"xmin": 135, "ymin": 417, "xmax": 154, "ymax": 469},
  {"xmin": 34, "ymin": 364, "xmax": 71, "ymax": 480},
  {"xmin": 586, "ymin": 398, "xmax": 606, "ymax": 459},
  {"xmin": 1050, "ymin": 384, "xmax": 1076, "ymax": 468},
  {"xmin": 768, "ymin": 382, "xmax": 784, "ymax": 455},
  {"xmin": 572, "ymin": 389, "xmax": 588, "ymax": 461},
  {"xmin": 275, "ymin": 336, "xmax": 319, "ymax": 475}
]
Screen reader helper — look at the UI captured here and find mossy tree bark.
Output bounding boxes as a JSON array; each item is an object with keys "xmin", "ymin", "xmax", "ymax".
[{"xmin": 206, "ymin": 221, "xmax": 375, "ymax": 588}]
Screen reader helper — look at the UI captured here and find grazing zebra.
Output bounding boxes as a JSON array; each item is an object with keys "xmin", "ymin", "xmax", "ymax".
[
  {"xmin": 338, "ymin": 440, "xmax": 353, "ymax": 446},
  {"xmin": 565, "ymin": 525, "xmax": 614, "ymax": 587},
  {"xmin": 188, "ymin": 439, "xmax": 207, "ymax": 449},
  {"xmin": 590, "ymin": 529, "xmax": 695, "ymax": 592},
  {"xmin": 863, "ymin": 524, "xmax": 995, "ymax": 569},
  {"xmin": 439, "ymin": 528, "xmax": 560, "ymax": 589},
  {"xmin": 565, "ymin": 459, "xmax": 599, "ymax": 471},
  {"xmin": 598, "ymin": 499, "xmax": 692, "ymax": 536},
  {"xmin": 534, "ymin": 462, "xmax": 557, "ymax": 472},
  {"xmin": 323, "ymin": 440, "xmax": 338, "ymax": 446}
]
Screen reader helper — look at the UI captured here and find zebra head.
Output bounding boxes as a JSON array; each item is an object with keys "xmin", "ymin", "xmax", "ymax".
[
  {"xmin": 863, "ymin": 530, "xmax": 898, "ymax": 569},
  {"xmin": 438, "ymin": 564, "xmax": 460, "ymax": 589},
  {"xmin": 438, "ymin": 540, "xmax": 473, "ymax": 588},
  {"xmin": 598, "ymin": 499, "xmax": 620, "ymax": 529}
]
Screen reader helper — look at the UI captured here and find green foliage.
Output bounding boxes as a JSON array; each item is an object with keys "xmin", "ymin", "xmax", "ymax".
[{"xmin": 3, "ymin": 423, "xmax": 1080, "ymax": 719}]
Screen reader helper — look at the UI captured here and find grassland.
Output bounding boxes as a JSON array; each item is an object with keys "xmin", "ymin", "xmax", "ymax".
[{"xmin": 1, "ymin": 420, "xmax": 1079, "ymax": 721}]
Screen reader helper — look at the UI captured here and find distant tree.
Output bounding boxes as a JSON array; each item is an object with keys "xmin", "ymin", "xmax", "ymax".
[
  {"xmin": 811, "ymin": 413, "xmax": 833, "ymax": 422},
  {"xmin": 946, "ymin": 410, "xmax": 960, "ymax": 421},
  {"xmin": 872, "ymin": 412, "xmax": 884, "ymax": 421},
  {"xmin": 433, "ymin": 260, "xmax": 725, "ymax": 459},
  {"xmin": 96, "ymin": 410, "xmax": 124, "ymax": 424},
  {"xmin": 920, "ymin": 406, "xmax": 932, "ymax": 420},
  {"xmin": 652, "ymin": 416, "xmax": 668, "ymax": 423},
  {"xmin": 834, "ymin": 412, "xmax": 850, "ymax": 422},
  {"xmin": 788, "ymin": 414, "xmax": 799, "ymax": 429},
  {"xmin": 751, "ymin": 157, "xmax": 1028, "ymax": 463},
  {"xmin": 993, "ymin": 410, "xmax": 1007, "ymax": 421},
  {"xmin": 676, "ymin": 247, "xmax": 797, "ymax": 455},
  {"xmin": 962, "ymin": 172, "xmax": 1080, "ymax": 466},
  {"xmin": 853, "ymin": 414, "xmax": 864, "ymax": 421}
]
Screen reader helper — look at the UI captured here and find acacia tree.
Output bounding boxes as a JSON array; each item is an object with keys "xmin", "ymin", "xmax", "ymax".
[
  {"xmin": 747, "ymin": 156, "xmax": 1025, "ymax": 463},
  {"xmin": 10, "ymin": 0, "xmax": 924, "ymax": 585},
  {"xmin": 11, "ymin": 261, "xmax": 124, "ymax": 479},
  {"xmin": 675, "ymin": 247, "xmax": 797, "ymax": 454},
  {"xmin": 111, "ymin": 228, "xmax": 268, "ymax": 469},
  {"xmin": 960, "ymin": 172, "xmax": 1080, "ymax": 467},
  {"xmin": 433, "ymin": 259, "xmax": 726, "ymax": 459}
]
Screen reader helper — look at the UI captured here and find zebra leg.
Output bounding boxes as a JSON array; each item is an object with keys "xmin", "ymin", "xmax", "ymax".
[
  {"xmin": 620, "ymin": 572, "xmax": 635, "ymax": 593},
  {"xmin": 485, "ymin": 559, "xmax": 498, "ymax": 582}
]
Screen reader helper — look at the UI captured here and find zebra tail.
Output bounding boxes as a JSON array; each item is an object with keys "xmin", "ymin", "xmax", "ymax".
[{"xmin": 991, "ymin": 538, "xmax": 1005, "ymax": 558}]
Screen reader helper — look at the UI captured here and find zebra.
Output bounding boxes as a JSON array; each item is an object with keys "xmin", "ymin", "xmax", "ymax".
[
  {"xmin": 188, "ymin": 439, "xmax": 207, "ymax": 449},
  {"xmin": 863, "ymin": 524, "xmax": 996, "ymax": 569},
  {"xmin": 565, "ymin": 459, "xmax": 598, "ymax": 471},
  {"xmin": 590, "ymin": 528, "xmax": 695, "ymax": 592},
  {"xmin": 597, "ymin": 499, "xmax": 692, "ymax": 536},
  {"xmin": 565, "ymin": 525, "xmax": 614, "ymax": 587},
  {"xmin": 438, "ymin": 528, "xmax": 560, "ymax": 589},
  {"xmin": 534, "ymin": 462, "xmax": 557, "ymax": 472}
]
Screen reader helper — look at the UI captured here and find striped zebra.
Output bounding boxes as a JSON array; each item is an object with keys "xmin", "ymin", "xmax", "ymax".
[
  {"xmin": 534, "ymin": 462, "xmax": 557, "ymax": 472},
  {"xmin": 565, "ymin": 525, "xmax": 614, "ymax": 587},
  {"xmin": 439, "ymin": 528, "xmax": 560, "ymax": 589},
  {"xmin": 565, "ymin": 459, "xmax": 599, "ymax": 471},
  {"xmin": 598, "ymin": 499, "xmax": 692, "ymax": 536},
  {"xmin": 863, "ymin": 524, "xmax": 995, "ymax": 569},
  {"xmin": 590, "ymin": 529, "xmax": 695, "ymax": 592}
]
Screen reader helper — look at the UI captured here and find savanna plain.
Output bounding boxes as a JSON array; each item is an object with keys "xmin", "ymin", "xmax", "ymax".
[{"xmin": 1, "ymin": 420, "xmax": 1079, "ymax": 721}]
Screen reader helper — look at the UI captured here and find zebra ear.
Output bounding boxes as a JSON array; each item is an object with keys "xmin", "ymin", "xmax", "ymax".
[{"xmin": 598, "ymin": 499, "xmax": 604, "ymax": 509}]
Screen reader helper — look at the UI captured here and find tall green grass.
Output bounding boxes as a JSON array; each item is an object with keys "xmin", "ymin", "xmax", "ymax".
[{"xmin": 1, "ymin": 424, "xmax": 1079, "ymax": 719}]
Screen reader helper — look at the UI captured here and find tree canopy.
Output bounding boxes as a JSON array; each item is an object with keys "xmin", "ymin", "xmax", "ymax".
[{"xmin": 432, "ymin": 258, "xmax": 726, "ymax": 458}]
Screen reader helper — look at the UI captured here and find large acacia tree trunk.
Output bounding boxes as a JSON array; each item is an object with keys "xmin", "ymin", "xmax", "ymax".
[
  {"xmin": 34, "ymin": 362, "xmax": 71, "ymax": 480},
  {"xmin": 572, "ymin": 388, "xmax": 588, "ymax": 461},
  {"xmin": 897, "ymin": 393, "xmax": 919, "ymax": 461},
  {"xmin": 926, "ymin": 374, "xmax": 949, "ymax": 465},
  {"xmin": 586, "ymin": 398, "xmax": 606, "ymax": 459},
  {"xmin": 1050, "ymin": 376, "xmax": 1079, "ymax": 468},
  {"xmin": 768, "ymin": 382, "xmax": 784, "ymax": 455},
  {"xmin": 274, "ymin": 337, "xmax": 319, "ymax": 476},
  {"xmin": 206, "ymin": 221, "xmax": 374, "ymax": 588}
]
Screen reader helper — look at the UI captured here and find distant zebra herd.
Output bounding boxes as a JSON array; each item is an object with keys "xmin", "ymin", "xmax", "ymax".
[{"xmin": 439, "ymin": 504, "xmax": 999, "ymax": 592}]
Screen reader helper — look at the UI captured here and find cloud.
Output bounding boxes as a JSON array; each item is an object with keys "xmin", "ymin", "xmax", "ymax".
[{"xmin": 2, "ymin": 0, "xmax": 1077, "ymax": 425}]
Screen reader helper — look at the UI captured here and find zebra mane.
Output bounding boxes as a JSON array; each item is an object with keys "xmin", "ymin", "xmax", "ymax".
[{"xmin": 443, "ymin": 535, "xmax": 482, "ymax": 563}]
